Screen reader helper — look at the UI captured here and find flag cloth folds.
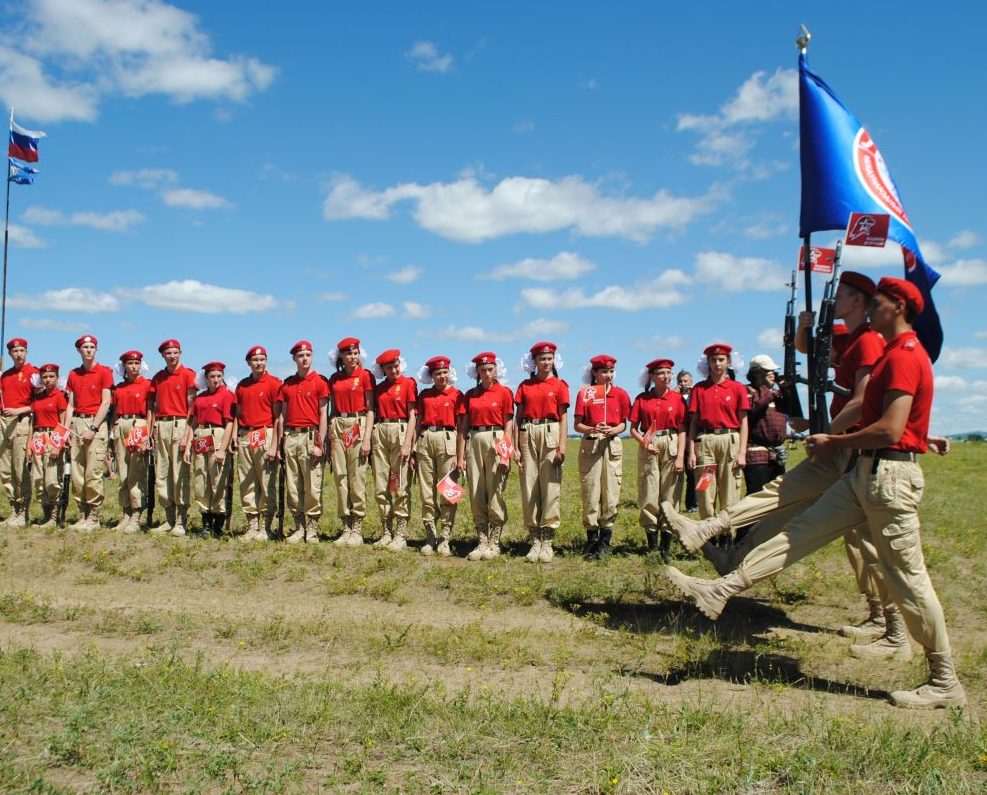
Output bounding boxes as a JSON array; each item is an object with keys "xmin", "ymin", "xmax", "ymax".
[
  {"xmin": 8, "ymin": 159, "xmax": 38, "ymax": 185},
  {"xmin": 8, "ymin": 119, "xmax": 46, "ymax": 164},
  {"xmin": 798, "ymin": 52, "xmax": 943, "ymax": 362}
]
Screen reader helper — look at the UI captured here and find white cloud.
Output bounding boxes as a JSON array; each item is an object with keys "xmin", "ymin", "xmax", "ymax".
[
  {"xmin": 677, "ymin": 68, "xmax": 797, "ymax": 168},
  {"xmin": 350, "ymin": 302, "xmax": 394, "ymax": 320},
  {"xmin": 8, "ymin": 287, "xmax": 120, "ymax": 313},
  {"xmin": 976, "ymin": 331, "xmax": 987, "ymax": 339},
  {"xmin": 757, "ymin": 328, "xmax": 784, "ymax": 349},
  {"xmin": 937, "ymin": 347, "xmax": 987, "ymax": 370},
  {"xmin": 579, "ymin": 78, "xmax": 599, "ymax": 90},
  {"xmin": 513, "ymin": 120, "xmax": 535, "ymax": 134},
  {"xmin": 386, "ymin": 265, "xmax": 422, "ymax": 284},
  {"xmin": 22, "ymin": 205, "xmax": 145, "ymax": 231},
  {"xmin": 109, "ymin": 168, "xmax": 178, "ymax": 188},
  {"xmin": 133, "ymin": 280, "xmax": 277, "ymax": 314},
  {"xmin": 19, "ymin": 317, "xmax": 88, "ymax": 333},
  {"xmin": 7, "ymin": 224, "xmax": 46, "ymax": 248},
  {"xmin": 938, "ymin": 258, "xmax": 987, "ymax": 287},
  {"xmin": 481, "ymin": 251, "xmax": 596, "ymax": 282},
  {"xmin": 743, "ymin": 220, "xmax": 788, "ymax": 240},
  {"xmin": 838, "ymin": 242, "xmax": 903, "ymax": 271},
  {"xmin": 934, "ymin": 375, "xmax": 968, "ymax": 392},
  {"xmin": 162, "ymin": 188, "xmax": 232, "ymax": 209},
  {"xmin": 402, "ymin": 301, "xmax": 431, "ymax": 319},
  {"xmin": 694, "ymin": 251, "xmax": 788, "ymax": 293},
  {"xmin": 521, "ymin": 270, "xmax": 690, "ymax": 311},
  {"xmin": 319, "ymin": 291, "xmax": 347, "ymax": 302},
  {"xmin": 947, "ymin": 230, "xmax": 980, "ymax": 249},
  {"xmin": 437, "ymin": 318, "xmax": 568, "ymax": 344},
  {"xmin": 407, "ymin": 41, "xmax": 453, "ymax": 73},
  {"xmin": 324, "ymin": 173, "xmax": 719, "ymax": 243},
  {"xmin": 0, "ymin": 0, "xmax": 277, "ymax": 123}
]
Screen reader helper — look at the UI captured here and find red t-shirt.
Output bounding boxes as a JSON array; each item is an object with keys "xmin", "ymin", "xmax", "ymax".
[
  {"xmin": 375, "ymin": 375, "xmax": 418, "ymax": 420},
  {"xmin": 1, "ymin": 363, "xmax": 39, "ymax": 409},
  {"xmin": 151, "ymin": 366, "xmax": 197, "ymax": 417},
  {"xmin": 32, "ymin": 389, "xmax": 67, "ymax": 427},
  {"xmin": 67, "ymin": 364, "xmax": 114, "ymax": 414},
  {"xmin": 688, "ymin": 378, "xmax": 750, "ymax": 430},
  {"xmin": 417, "ymin": 385, "xmax": 461, "ymax": 428},
  {"xmin": 831, "ymin": 323, "xmax": 885, "ymax": 420},
  {"xmin": 113, "ymin": 377, "xmax": 154, "ymax": 416},
  {"xmin": 459, "ymin": 383, "xmax": 515, "ymax": 427},
  {"xmin": 573, "ymin": 384, "xmax": 631, "ymax": 427},
  {"xmin": 329, "ymin": 367, "xmax": 375, "ymax": 414},
  {"xmin": 279, "ymin": 369, "xmax": 329, "ymax": 428},
  {"xmin": 235, "ymin": 372, "xmax": 282, "ymax": 427},
  {"xmin": 514, "ymin": 376, "xmax": 570, "ymax": 421},
  {"xmin": 191, "ymin": 386, "xmax": 235, "ymax": 427},
  {"xmin": 630, "ymin": 388, "xmax": 688, "ymax": 432},
  {"xmin": 861, "ymin": 330, "xmax": 931, "ymax": 454}
]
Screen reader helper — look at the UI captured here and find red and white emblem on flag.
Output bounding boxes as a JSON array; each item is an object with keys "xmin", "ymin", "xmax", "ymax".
[
  {"xmin": 438, "ymin": 473, "xmax": 464, "ymax": 504},
  {"xmin": 191, "ymin": 435, "xmax": 216, "ymax": 455},
  {"xmin": 495, "ymin": 435, "xmax": 513, "ymax": 464},
  {"xmin": 642, "ymin": 421, "xmax": 657, "ymax": 450},
  {"xmin": 695, "ymin": 464, "xmax": 716, "ymax": 492},
  {"xmin": 797, "ymin": 245, "xmax": 836, "ymax": 274},
  {"xmin": 581, "ymin": 386, "xmax": 600, "ymax": 404},
  {"xmin": 247, "ymin": 427, "xmax": 267, "ymax": 449},
  {"xmin": 49, "ymin": 423, "xmax": 70, "ymax": 451},
  {"xmin": 845, "ymin": 212, "xmax": 890, "ymax": 247},
  {"xmin": 342, "ymin": 423, "xmax": 361, "ymax": 449},
  {"xmin": 31, "ymin": 434, "xmax": 48, "ymax": 455},
  {"xmin": 125, "ymin": 424, "xmax": 148, "ymax": 450},
  {"xmin": 388, "ymin": 468, "xmax": 400, "ymax": 493}
]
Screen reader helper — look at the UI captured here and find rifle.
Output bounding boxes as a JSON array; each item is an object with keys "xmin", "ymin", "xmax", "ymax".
[
  {"xmin": 146, "ymin": 447, "xmax": 156, "ymax": 526},
  {"xmin": 56, "ymin": 450, "xmax": 71, "ymax": 527},
  {"xmin": 778, "ymin": 270, "xmax": 805, "ymax": 420},
  {"xmin": 807, "ymin": 241, "xmax": 846, "ymax": 433},
  {"xmin": 277, "ymin": 438, "xmax": 286, "ymax": 536},
  {"xmin": 223, "ymin": 453, "xmax": 234, "ymax": 535}
]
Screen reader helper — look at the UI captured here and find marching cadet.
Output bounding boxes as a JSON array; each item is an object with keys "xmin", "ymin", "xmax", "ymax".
[
  {"xmin": 278, "ymin": 341, "xmax": 328, "ymax": 543},
  {"xmin": 0, "ymin": 337, "xmax": 38, "ymax": 527},
  {"xmin": 27, "ymin": 363, "xmax": 67, "ymax": 528},
  {"xmin": 110, "ymin": 351, "xmax": 153, "ymax": 532},
  {"xmin": 573, "ymin": 354, "xmax": 631, "ymax": 560},
  {"xmin": 514, "ymin": 341, "xmax": 569, "ymax": 563},
  {"xmin": 328, "ymin": 337, "xmax": 375, "ymax": 546},
  {"xmin": 234, "ymin": 345, "xmax": 282, "ymax": 541},
  {"xmin": 182, "ymin": 363, "xmax": 235, "ymax": 536},
  {"xmin": 665, "ymin": 278, "xmax": 966, "ymax": 710},
  {"xmin": 686, "ymin": 343, "xmax": 749, "ymax": 521},
  {"xmin": 64, "ymin": 334, "xmax": 114, "ymax": 531},
  {"xmin": 149, "ymin": 339, "xmax": 197, "ymax": 535},
  {"xmin": 456, "ymin": 352, "xmax": 514, "ymax": 561},
  {"xmin": 415, "ymin": 356, "xmax": 461, "ymax": 556},
  {"xmin": 370, "ymin": 350, "xmax": 417, "ymax": 551},
  {"xmin": 629, "ymin": 358, "xmax": 686, "ymax": 561}
]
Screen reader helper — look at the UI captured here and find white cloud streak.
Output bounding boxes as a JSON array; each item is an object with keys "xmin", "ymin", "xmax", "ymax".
[
  {"xmin": 693, "ymin": 251, "xmax": 788, "ymax": 293},
  {"xmin": 437, "ymin": 318, "xmax": 568, "ymax": 344},
  {"xmin": 521, "ymin": 270, "xmax": 691, "ymax": 311},
  {"xmin": 480, "ymin": 251, "xmax": 596, "ymax": 282},
  {"xmin": 162, "ymin": 188, "xmax": 232, "ymax": 209},
  {"xmin": 19, "ymin": 317, "xmax": 88, "ymax": 333},
  {"xmin": 936, "ymin": 347, "xmax": 987, "ymax": 370},
  {"xmin": 386, "ymin": 266, "xmax": 422, "ymax": 284},
  {"xmin": 109, "ymin": 168, "xmax": 178, "ymax": 188},
  {"xmin": 22, "ymin": 205, "xmax": 145, "ymax": 231},
  {"xmin": 350, "ymin": 302, "xmax": 395, "ymax": 320},
  {"xmin": 406, "ymin": 41, "xmax": 453, "ymax": 73},
  {"xmin": 938, "ymin": 258, "xmax": 987, "ymax": 286},
  {"xmin": 133, "ymin": 280, "xmax": 277, "ymax": 314},
  {"xmin": 402, "ymin": 301, "xmax": 431, "ymax": 319},
  {"xmin": 8, "ymin": 287, "xmax": 120, "ymax": 313},
  {"xmin": 7, "ymin": 224, "xmax": 46, "ymax": 248}
]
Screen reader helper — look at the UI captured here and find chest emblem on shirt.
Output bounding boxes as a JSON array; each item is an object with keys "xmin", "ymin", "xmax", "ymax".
[
  {"xmin": 725, "ymin": 396, "xmax": 732, "ymax": 402},
  {"xmin": 395, "ymin": 385, "xmax": 401, "ymax": 394},
  {"xmin": 351, "ymin": 378, "xmax": 359, "ymax": 390}
]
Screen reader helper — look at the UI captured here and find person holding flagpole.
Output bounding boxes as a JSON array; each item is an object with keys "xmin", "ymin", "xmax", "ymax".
[{"xmin": 0, "ymin": 337, "xmax": 38, "ymax": 527}]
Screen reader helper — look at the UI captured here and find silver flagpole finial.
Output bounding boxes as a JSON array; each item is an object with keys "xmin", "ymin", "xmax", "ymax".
[{"xmin": 796, "ymin": 25, "xmax": 812, "ymax": 53}]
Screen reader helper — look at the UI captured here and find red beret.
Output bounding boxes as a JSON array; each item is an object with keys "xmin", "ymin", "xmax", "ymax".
[
  {"xmin": 590, "ymin": 354, "xmax": 617, "ymax": 369},
  {"xmin": 337, "ymin": 337, "xmax": 360, "ymax": 351},
  {"xmin": 202, "ymin": 361, "xmax": 226, "ymax": 373},
  {"xmin": 119, "ymin": 350, "xmax": 143, "ymax": 362},
  {"xmin": 647, "ymin": 358, "xmax": 675, "ymax": 371},
  {"xmin": 245, "ymin": 345, "xmax": 267, "ymax": 360},
  {"xmin": 158, "ymin": 338, "xmax": 181, "ymax": 353},
  {"xmin": 529, "ymin": 341, "xmax": 557, "ymax": 356},
  {"xmin": 877, "ymin": 277, "xmax": 924, "ymax": 316},
  {"xmin": 472, "ymin": 351, "xmax": 497, "ymax": 365},
  {"xmin": 290, "ymin": 340, "xmax": 313, "ymax": 355},
  {"xmin": 426, "ymin": 355, "xmax": 451, "ymax": 371},
  {"xmin": 75, "ymin": 334, "xmax": 98, "ymax": 348},
  {"xmin": 840, "ymin": 271, "xmax": 876, "ymax": 298},
  {"xmin": 39, "ymin": 362, "xmax": 59, "ymax": 374},
  {"xmin": 704, "ymin": 343, "xmax": 732, "ymax": 357},
  {"xmin": 6, "ymin": 337, "xmax": 27, "ymax": 351},
  {"xmin": 375, "ymin": 348, "xmax": 400, "ymax": 366}
]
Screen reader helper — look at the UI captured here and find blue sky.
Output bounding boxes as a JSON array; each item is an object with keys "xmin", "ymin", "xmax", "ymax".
[{"xmin": 2, "ymin": 0, "xmax": 985, "ymax": 433}]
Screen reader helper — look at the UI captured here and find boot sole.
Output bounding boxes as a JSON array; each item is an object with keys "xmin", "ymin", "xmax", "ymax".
[
  {"xmin": 889, "ymin": 690, "xmax": 967, "ymax": 710},
  {"xmin": 664, "ymin": 566, "xmax": 725, "ymax": 621}
]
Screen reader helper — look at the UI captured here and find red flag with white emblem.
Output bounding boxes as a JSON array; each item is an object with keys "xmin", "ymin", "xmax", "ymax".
[{"xmin": 438, "ymin": 472, "xmax": 464, "ymax": 504}]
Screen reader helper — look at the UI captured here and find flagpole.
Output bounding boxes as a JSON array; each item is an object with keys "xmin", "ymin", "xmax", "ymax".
[{"xmin": 1, "ymin": 107, "xmax": 13, "ymax": 372}]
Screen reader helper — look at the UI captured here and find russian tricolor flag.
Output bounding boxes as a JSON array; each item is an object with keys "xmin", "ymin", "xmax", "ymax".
[{"xmin": 8, "ymin": 119, "xmax": 45, "ymax": 163}]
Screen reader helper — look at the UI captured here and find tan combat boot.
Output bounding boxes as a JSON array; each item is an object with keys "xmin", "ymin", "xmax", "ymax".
[
  {"xmin": 373, "ymin": 518, "xmax": 393, "ymax": 549},
  {"xmin": 467, "ymin": 525, "xmax": 489, "ymax": 561},
  {"xmin": 664, "ymin": 566, "xmax": 752, "ymax": 621},
  {"xmin": 112, "ymin": 511, "xmax": 133, "ymax": 532},
  {"xmin": 436, "ymin": 522, "xmax": 452, "ymax": 557},
  {"xmin": 333, "ymin": 517, "xmax": 352, "ymax": 546},
  {"xmin": 659, "ymin": 500, "xmax": 730, "ymax": 554},
  {"xmin": 525, "ymin": 528, "xmax": 543, "ymax": 562},
  {"xmin": 849, "ymin": 608, "xmax": 912, "ymax": 661},
  {"xmin": 124, "ymin": 511, "xmax": 142, "ymax": 534},
  {"xmin": 386, "ymin": 519, "xmax": 408, "ymax": 552},
  {"xmin": 482, "ymin": 525, "xmax": 502, "ymax": 560},
  {"xmin": 240, "ymin": 515, "xmax": 261, "ymax": 542},
  {"xmin": 839, "ymin": 595, "xmax": 887, "ymax": 639},
  {"xmin": 305, "ymin": 517, "xmax": 321, "ymax": 543},
  {"xmin": 170, "ymin": 508, "xmax": 187, "ymax": 537},
  {"xmin": 347, "ymin": 517, "xmax": 365, "ymax": 547},
  {"xmin": 538, "ymin": 528, "xmax": 555, "ymax": 563},
  {"xmin": 890, "ymin": 649, "xmax": 967, "ymax": 710},
  {"xmin": 68, "ymin": 507, "xmax": 90, "ymax": 531},
  {"xmin": 150, "ymin": 507, "xmax": 175, "ymax": 535},
  {"xmin": 285, "ymin": 515, "xmax": 306, "ymax": 544},
  {"xmin": 420, "ymin": 521, "xmax": 437, "ymax": 556}
]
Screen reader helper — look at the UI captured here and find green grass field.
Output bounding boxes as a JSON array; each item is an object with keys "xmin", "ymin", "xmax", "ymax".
[{"xmin": 1, "ymin": 441, "xmax": 985, "ymax": 793}]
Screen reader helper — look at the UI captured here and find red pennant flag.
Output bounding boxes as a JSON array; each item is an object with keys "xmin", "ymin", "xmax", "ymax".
[
  {"xmin": 695, "ymin": 464, "xmax": 716, "ymax": 492},
  {"xmin": 247, "ymin": 427, "xmax": 267, "ymax": 449},
  {"xmin": 845, "ymin": 212, "xmax": 890, "ymax": 247},
  {"xmin": 438, "ymin": 472, "xmax": 464, "ymax": 505},
  {"xmin": 49, "ymin": 423, "xmax": 70, "ymax": 451},
  {"xmin": 342, "ymin": 423, "xmax": 361, "ymax": 449},
  {"xmin": 388, "ymin": 469, "xmax": 400, "ymax": 493},
  {"xmin": 191, "ymin": 435, "xmax": 216, "ymax": 455},
  {"xmin": 495, "ymin": 435, "xmax": 513, "ymax": 464},
  {"xmin": 31, "ymin": 434, "xmax": 49, "ymax": 455},
  {"xmin": 581, "ymin": 385, "xmax": 602, "ymax": 405},
  {"xmin": 125, "ymin": 424, "xmax": 149, "ymax": 450},
  {"xmin": 642, "ymin": 421, "xmax": 657, "ymax": 450},
  {"xmin": 797, "ymin": 245, "xmax": 836, "ymax": 274}
]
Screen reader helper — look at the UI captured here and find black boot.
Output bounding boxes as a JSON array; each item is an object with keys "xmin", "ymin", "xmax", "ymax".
[
  {"xmin": 213, "ymin": 513, "xmax": 226, "ymax": 537},
  {"xmin": 645, "ymin": 528, "xmax": 658, "ymax": 552},
  {"xmin": 583, "ymin": 527, "xmax": 600, "ymax": 560},
  {"xmin": 596, "ymin": 527, "xmax": 613, "ymax": 560},
  {"xmin": 658, "ymin": 530, "xmax": 672, "ymax": 564}
]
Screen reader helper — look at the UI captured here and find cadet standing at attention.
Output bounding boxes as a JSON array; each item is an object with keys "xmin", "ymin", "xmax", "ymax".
[
  {"xmin": 0, "ymin": 337, "xmax": 38, "ymax": 527},
  {"xmin": 27, "ymin": 363, "xmax": 67, "ymax": 528},
  {"xmin": 109, "ymin": 351, "xmax": 153, "ymax": 532}
]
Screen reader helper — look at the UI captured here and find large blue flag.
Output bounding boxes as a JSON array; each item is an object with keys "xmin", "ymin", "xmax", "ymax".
[{"xmin": 799, "ymin": 52, "xmax": 943, "ymax": 362}]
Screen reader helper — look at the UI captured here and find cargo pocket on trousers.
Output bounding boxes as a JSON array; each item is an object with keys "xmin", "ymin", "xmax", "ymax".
[{"xmin": 864, "ymin": 461, "xmax": 898, "ymax": 507}]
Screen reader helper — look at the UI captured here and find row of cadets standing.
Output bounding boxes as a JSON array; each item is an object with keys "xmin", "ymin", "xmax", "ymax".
[{"xmin": 0, "ymin": 338, "xmax": 38, "ymax": 526}]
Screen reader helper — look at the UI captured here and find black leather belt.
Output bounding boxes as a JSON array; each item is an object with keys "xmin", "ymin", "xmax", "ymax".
[
  {"xmin": 471, "ymin": 425, "xmax": 499, "ymax": 432},
  {"xmin": 423, "ymin": 425, "xmax": 454, "ymax": 432},
  {"xmin": 521, "ymin": 418, "xmax": 557, "ymax": 426},
  {"xmin": 286, "ymin": 426, "xmax": 317, "ymax": 434},
  {"xmin": 74, "ymin": 413, "xmax": 96, "ymax": 419},
  {"xmin": 650, "ymin": 429, "xmax": 676, "ymax": 438},
  {"xmin": 700, "ymin": 428, "xmax": 736, "ymax": 435},
  {"xmin": 338, "ymin": 412, "xmax": 366, "ymax": 418},
  {"xmin": 34, "ymin": 426, "xmax": 55, "ymax": 431},
  {"xmin": 377, "ymin": 419, "xmax": 407, "ymax": 424},
  {"xmin": 156, "ymin": 416, "xmax": 185, "ymax": 422},
  {"xmin": 858, "ymin": 449, "xmax": 920, "ymax": 462},
  {"xmin": 198, "ymin": 423, "xmax": 224, "ymax": 429},
  {"xmin": 238, "ymin": 425, "xmax": 270, "ymax": 433},
  {"xmin": 116, "ymin": 413, "xmax": 144, "ymax": 419}
]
